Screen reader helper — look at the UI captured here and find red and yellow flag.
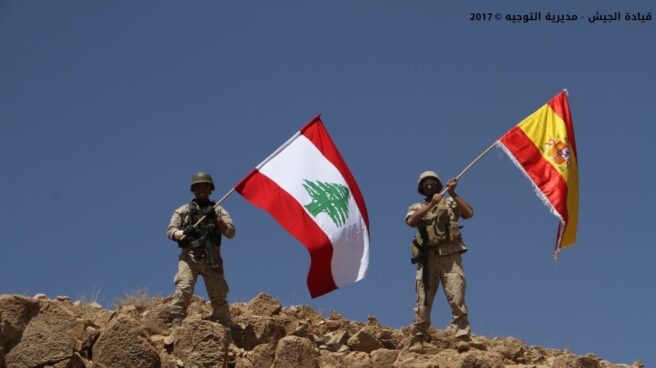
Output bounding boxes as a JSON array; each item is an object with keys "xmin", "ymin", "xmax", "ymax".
[{"xmin": 497, "ymin": 91, "xmax": 578, "ymax": 256}]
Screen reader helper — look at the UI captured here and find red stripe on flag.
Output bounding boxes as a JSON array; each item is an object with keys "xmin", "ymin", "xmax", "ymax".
[
  {"xmin": 235, "ymin": 170, "xmax": 338, "ymax": 298},
  {"xmin": 300, "ymin": 116, "xmax": 370, "ymax": 229},
  {"xmin": 548, "ymin": 92, "xmax": 578, "ymax": 160},
  {"xmin": 499, "ymin": 126, "xmax": 569, "ymax": 222}
]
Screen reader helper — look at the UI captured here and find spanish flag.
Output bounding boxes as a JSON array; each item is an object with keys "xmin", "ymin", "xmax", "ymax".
[{"xmin": 497, "ymin": 91, "xmax": 578, "ymax": 257}]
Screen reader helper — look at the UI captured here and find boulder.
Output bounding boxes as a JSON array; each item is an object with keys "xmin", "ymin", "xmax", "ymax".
[
  {"xmin": 318, "ymin": 351, "xmax": 373, "ymax": 368},
  {"xmin": 552, "ymin": 354, "xmax": 601, "ymax": 368},
  {"xmin": 371, "ymin": 348, "xmax": 399, "ymax": 368},
  {"xmin": 318, "ymin": 350, "xmax": 341, "ymax": 367},
  {"xmin": 392, "ymin": 352, "xmax": 443, "ymax": 368},
  {"xmin": 346, "ymin": 326, "xmax": 384, "ymax": 353},
  {"xmin": 246, "ymin": 315, "xmax": 287, "ymax": 345},
  {"xmin": 247, "ymin": 293, "xmax": 282, "ymax": 317},
  {"xmin": 141, "ymin": 301, "xmax": 175, "ymax": 335},
  {"xmin": 0, "ymin": 295, "xmax": 40, "ymax": 350},
  {"xmin": 51, "ymin": 353, "xmax": 91, "ymax": 368},
  {"xmin": 272, "ymin": 336, "xmax": 319, "ymax": 368},
  {"xmin": 342, "ymin": 351, "xmax": 374, "ymax": 367},
  {"xmin": 324, "ymin": 330, "xmax": 349, "ymax": 352},
  {"xmin": 490, "ymin": 337, "xmax": 528, "ymax": 363},
  {"xmin": 92, "ymin": 315, "xmax": 159, "ymax": 368},
  {"xmin": 251, "ymin": 343, "xmax": 276, "ymax": 368},
  {"xmin": 235, "ymin": 356, "xmax": 255, "ymax": 368},
  {"xmin": 173, "ymin": 317, "xmax": 228, "ymax": 368},
  {"xmin": 5, "ymin": 301, "xmax": 82, "ymax": 368},
  {"xmin": 460, "ymin": 350, "xmax": 506, "ymax": 368}
]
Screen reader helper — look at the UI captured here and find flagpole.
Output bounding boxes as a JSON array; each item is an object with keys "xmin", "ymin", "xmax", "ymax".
[
  {"xmin": 440, "ymin": 142, "xmax": 499, "ymax": 195},
  {"xmin": 191, "ymin": 119, "xmax": 311, "ymax": 228},
  {"xmin": 438, "ymin": 89, "xmax": 570, "ymax": 195},
  {"xmin": 192, "ymin": 187, "xmax": 236, "ymax": 227}
]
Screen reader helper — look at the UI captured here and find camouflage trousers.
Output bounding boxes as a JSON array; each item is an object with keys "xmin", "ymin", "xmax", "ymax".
[
  {"xmin": 412, "ymin": 249, "xmax": 471, "ymax": 338},
  {"xmin": 171, "ymin": 247, "xmax": 231, "ymax": 326}
]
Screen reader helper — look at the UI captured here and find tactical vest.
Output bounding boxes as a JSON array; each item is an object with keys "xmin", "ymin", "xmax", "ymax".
[
  {"xmin": 180, "ymin": 201, "xmax": 222, "ymax": 249},
  {"xmin": 414, "ymin": 197, "xmax": 462, "ymax": 247}
]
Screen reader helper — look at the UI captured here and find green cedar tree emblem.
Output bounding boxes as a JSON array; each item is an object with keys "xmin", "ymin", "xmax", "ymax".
[{"xmin": 303, "ymin": 179, "xmax": 351, "ymax": 227}]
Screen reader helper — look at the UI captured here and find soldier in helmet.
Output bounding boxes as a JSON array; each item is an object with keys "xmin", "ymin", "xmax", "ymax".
[
  {"xmin": 167, "ymin": 172, "xmax": 236, "ymax": 327},
  {"xmin": 406, "ymin": 170, "xmax": 477, "ymax": 348}
]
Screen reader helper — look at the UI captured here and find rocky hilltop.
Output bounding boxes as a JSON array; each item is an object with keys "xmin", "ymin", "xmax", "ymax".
[{"xmin": 0, "ymin": 293, "xmax": 642, "ymax": 368}]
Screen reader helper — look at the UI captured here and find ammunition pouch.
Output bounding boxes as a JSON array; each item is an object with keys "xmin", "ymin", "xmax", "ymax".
[{"xmin": 410, "ymin": 240, "xmax": 428, "ymax": 265}]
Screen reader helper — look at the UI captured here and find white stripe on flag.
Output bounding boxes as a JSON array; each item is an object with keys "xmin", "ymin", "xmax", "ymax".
[{"xmin": 259, "ymin": 135, "xmax": 368, "ymax": 286}]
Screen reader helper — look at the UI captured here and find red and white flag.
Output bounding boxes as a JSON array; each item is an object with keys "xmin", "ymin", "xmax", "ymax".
[{"xmin": 235, "ymin": 115, "xmax": 370, "ymax": 298}]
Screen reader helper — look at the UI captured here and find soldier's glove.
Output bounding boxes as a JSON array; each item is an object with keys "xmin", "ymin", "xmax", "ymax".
[
  {"xmin": 183, "ymin": 225, "xmax": 200, "ymax": 239},
  {"xmin": 201, "ymin": 206, "xmax": 218, "ymax": 220}
]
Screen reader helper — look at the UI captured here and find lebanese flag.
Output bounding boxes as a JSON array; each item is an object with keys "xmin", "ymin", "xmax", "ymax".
[
  {"xmin": 235, "ymin": 115, "xmax": 369, "ymax": 298},
  {"xmin": 497, "ymin": 91, "xmax": 579, "ymax": 257}
]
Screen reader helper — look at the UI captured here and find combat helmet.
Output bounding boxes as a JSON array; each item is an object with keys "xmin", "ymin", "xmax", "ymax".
[
  {"xmin": 417, "ymin": 170, "xmax": 442, "ymax": 195},
  {"xmin": 190, "ymin": 171, "xmax": 215, "ymax": 191}
]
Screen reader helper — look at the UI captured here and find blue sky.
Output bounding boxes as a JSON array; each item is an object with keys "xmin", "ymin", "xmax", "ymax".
[{"xmin": 1, "ymin": 1, "xmax": 654, "ymax": 366}]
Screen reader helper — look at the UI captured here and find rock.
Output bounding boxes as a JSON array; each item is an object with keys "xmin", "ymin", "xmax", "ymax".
[
  {"xmin": 552, "ymin": 354, "xmax": 601, "ymax": 368},
  {"xmin": 283, "ymin": 305, "xmax": 325, "ymax": 326},
  {"xmin": 0, "ymin": 295, "xmax": 40, "ymax": 351},
  {"xmin": 248, "ymin": 315, "xmax": 287, "ymax": 345},
  {"xmin": 371, "ymin": 348, "xmax": 398, "ymax": 368},
  {"xmin": 33, "ymin": 293, "xmax": 48, "ymax": 300},
  {"xmin": 164, "ymin": 334, "xmax": 175, "ymax": 346},
  {"xmin": 328, "ymin": 311, "xmax": 346, "ymax": 321},
  {"xmin": 346, "ymin": 326, "xmax": 384, "ymax": 353},
  {"xmin": 235, "ymin": 356, "xmax": 254, "ymax": 368},
  {"xmin": 232, "ymin": 321, "xmax": 258, "ymax": 350},
  {"xmin": 77, "ymin": 326, "xmax": 100, "ymax": 358},
  {"xmin": 318, "ymin": 350, "xmax": 342, "ymax": 367},
  {"xmin": 120, "ymin": 304, "xmax": 137, "ymax": 312},
  {"xmin": 318, "ymin": 351, "xmax": 374, "ymax": 368},
  {"xmin": 290, "ymin": 320, "xmax": 312, "ymax": 338},
  {"xmin": 252, "ymin": 343, "xmax": 276, "ymax": 368},
  {"xmin": 325, "ymin": 330, "xmax": 349, "ymax": 352},
  {"xmin": 149, "ymin": 334, "xmax": 166, "ymax": 351},
  {"xmin": 247, "ymin": 292, "xmax": 282, "ymax": 317},
  {"xmin": 5, "ymin": 301, "xmax": 83, "ymax": 368},
  {"xmin": 272, "ymin": 336, "xmax": 319, "ymax": 368},
  {"xmin": 51, "ymin": 353, "xmax": 91, "ymax": 368},
  {"xmin": 460, "ymin": 350, "xmax": 506, "ymax": 368},
  {"xmin": 92, "ymin": 315, "xmax": 159, "ymax": 368},
  {"xmin": 88, "ymin": 302, "xmax": 103, "ymax": 310},
  {"xmin": 159, "ymin": 353, "xmax": 179, "ymax": 368},
  {"xmin": 336, "ymin": 351, "xmax": 373, "ymax": 367},
  {"xmin": 408, "ymin": 341, "xmax": 444, "ymax": 355},
  {"xmin": 491, "ymin": 337, "xmax": 528, "ymax": 363},
  {"xmin": 0, "ymin": 293, "xmax": 638, "ymax": 368},
  {"xmin": 141, "ymin": 301, "xmax": 175, "ymax": 335},
  {"xmin": 56, "ymin": 296, "xmax": 71, "ymax": 302},
  {"xmin": 173, "ymin": 317, "xmax": 228, "ymax": 368},
  {"xmin": 393, "ymin": 351, "xmax": 443, "ymax": 368}
]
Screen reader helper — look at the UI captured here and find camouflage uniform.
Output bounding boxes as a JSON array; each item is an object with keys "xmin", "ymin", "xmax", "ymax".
[
  {"xmin": 406, "ymin": 197, "xmax": 471, "ymax": 338},
  {"xmin": 167, "ymin": 200, "xmax": 235, "ymax": 325}
]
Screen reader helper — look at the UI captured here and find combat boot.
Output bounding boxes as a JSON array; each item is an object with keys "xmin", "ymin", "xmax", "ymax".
[{"xmin": 407, "ymin": 331, "xmax": 427, "ymax": 352}]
